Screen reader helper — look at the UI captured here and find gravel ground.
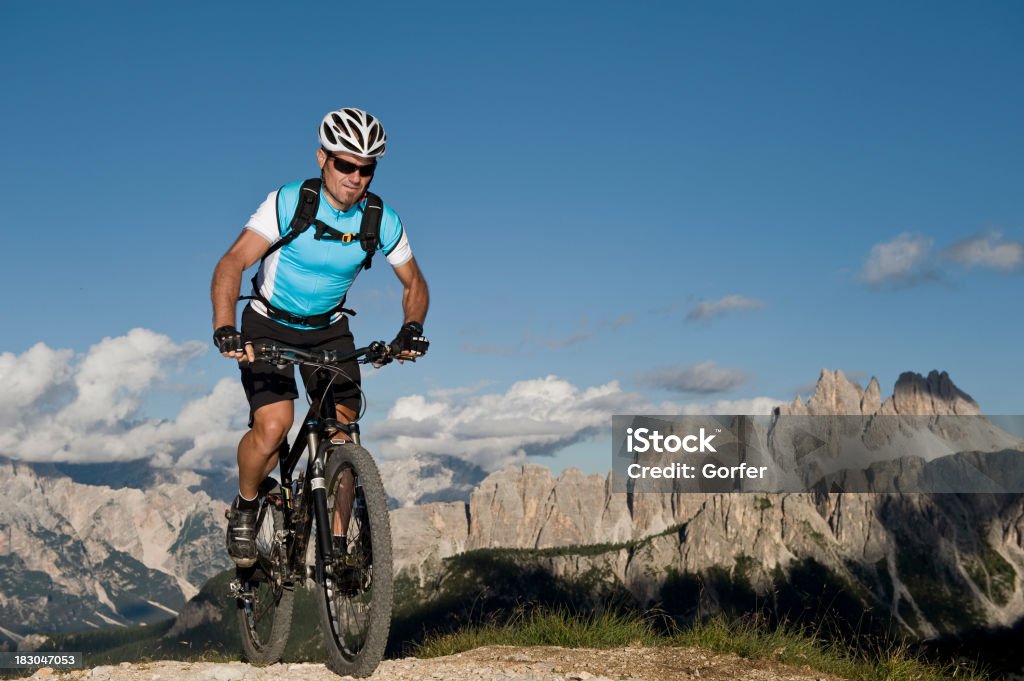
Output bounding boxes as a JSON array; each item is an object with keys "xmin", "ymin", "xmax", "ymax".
[{"xmin": 21, "ymin": 645, "xmax": 844, "ymax": 681}]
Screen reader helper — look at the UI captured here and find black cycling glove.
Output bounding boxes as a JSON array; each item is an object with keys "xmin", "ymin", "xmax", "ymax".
[
  {"xmin": 213, "ymin": 325, "xmax": 244, "ymax": 354},
  {"xmin": 391, "ymin": 321, "xmax": 429, "ymax": 358}
]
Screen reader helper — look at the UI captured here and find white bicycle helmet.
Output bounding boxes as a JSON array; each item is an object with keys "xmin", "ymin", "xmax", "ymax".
[{"xmin": 318, "ymin": 107, "xmax": 387, "ymax": 158}]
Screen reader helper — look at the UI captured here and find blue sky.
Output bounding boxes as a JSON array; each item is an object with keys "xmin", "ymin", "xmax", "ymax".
[{"xmin": 0, "ymin": 1, "xmax": 1021, "ymax": 477}]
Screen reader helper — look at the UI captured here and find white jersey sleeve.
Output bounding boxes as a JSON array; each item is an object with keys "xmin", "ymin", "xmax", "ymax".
[
  {"xmin": 243, "ymin": 191, "xmax": 279, "ymax": 243},
  {"xmin": 379, "ymin": 206, "xmax": 413, "ymax": 267},
  {"xmin": 385, "ymin": 231, "xmax": 412, "ymax": 267}
]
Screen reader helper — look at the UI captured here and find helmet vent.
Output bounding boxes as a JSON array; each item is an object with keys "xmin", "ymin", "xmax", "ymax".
[{"xmin": 322, "ymin": 122, "xmax": 337, "ymax": 145}]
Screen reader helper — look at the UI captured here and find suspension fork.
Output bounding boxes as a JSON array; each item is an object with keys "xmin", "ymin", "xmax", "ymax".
[
  {"xmin": 308, "ymin": 421, "xmax": 336, "ymax": 582},
  {"xmin": 308, "ymin": 373, "xmax": 363, "ymax": 582}
]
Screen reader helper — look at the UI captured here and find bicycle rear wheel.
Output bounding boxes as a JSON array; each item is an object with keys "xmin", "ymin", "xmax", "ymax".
[
  {"xmin": 236, "ymin": 485, "xmax": 294, "ymax": 664},
  {"xmin": 315, "ymin": 443, "xmax": 393, "ymax": 678}
]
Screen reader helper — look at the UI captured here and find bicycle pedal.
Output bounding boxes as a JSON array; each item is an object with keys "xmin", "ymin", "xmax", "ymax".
[{"xmin": 229, "ymin": 579, "xmax": 249, "ymax": 598}]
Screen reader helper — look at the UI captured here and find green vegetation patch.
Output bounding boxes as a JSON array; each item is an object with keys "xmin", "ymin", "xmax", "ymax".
[
  {"xmin": 415, "ymin": 606, "xmax": 991, "ymax": 681},
  {"xmin": 895, "ymin": 542, "xmax": 985, "ymax": 634},
  {"xmin": 963, "ymin": 541, "xmax": 1016, "ymax": 607},
  {"xmin": 415, "ymin": 607, "xmax": 664, "ymax": 658},
  {"xmin": 801, "ymin": 520, "xmax": 828, "ymax": 549}
]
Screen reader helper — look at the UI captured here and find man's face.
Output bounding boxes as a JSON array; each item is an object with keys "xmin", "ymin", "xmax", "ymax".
[{"xmin": 317, "ymin": 148, "xmax": 376, "ymax": 209}]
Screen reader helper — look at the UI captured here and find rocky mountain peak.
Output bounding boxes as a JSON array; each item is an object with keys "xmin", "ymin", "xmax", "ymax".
[
  {"xmin": 861, "ymin": 376, "xmax": 882, "ymax": 414},
  {"xmin": 805, "ymin": 369, "xmax": 865, "ymax": 415},
  {"xmin": 889, "ymin": 370, "xmax": 979, "ymax": 416},
  {"xmin": 781, "ymin": 368, "xmax": 980, "ymax": 417}
]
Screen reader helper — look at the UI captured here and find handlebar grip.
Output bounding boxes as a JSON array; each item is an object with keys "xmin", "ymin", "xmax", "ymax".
[{"xmin": 250, "ymin": 341, "xmax": 394, "ymax": 366}]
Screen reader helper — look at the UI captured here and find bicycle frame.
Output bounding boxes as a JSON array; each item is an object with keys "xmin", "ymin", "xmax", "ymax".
[{"xmin": 255, "ymin": 343, "xmax": 381, "ymax": 585}]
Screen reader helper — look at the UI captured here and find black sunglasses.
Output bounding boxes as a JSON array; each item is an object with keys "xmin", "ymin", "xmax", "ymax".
[{"xmin": 326, "ymin": 153, "xmax": 377, "ymax": 178}]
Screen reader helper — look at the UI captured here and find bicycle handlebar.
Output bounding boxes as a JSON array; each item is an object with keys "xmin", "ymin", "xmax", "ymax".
[{"xmin": 252, "ymin": 340, "xmax": 395, "ymax": 367}]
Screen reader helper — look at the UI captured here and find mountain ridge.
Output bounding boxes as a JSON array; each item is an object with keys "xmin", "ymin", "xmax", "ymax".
[{"xmin": 3, "ymin": 368, "xmax": 1022, "ymax": 649}]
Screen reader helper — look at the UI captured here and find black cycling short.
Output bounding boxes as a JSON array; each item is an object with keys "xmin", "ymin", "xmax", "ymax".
[{"xmin": 239, "ymin": 304, "xmax": 361, "ymax": 427}]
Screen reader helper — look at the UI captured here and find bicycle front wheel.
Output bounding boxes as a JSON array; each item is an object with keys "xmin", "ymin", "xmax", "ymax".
[
  {"xmin": 236, "ymin": 486, "xmax": 294, "ymax": 664},
  {"xmin": 315, "ymin": 442, "xmax": 393, "ymax": 678}
]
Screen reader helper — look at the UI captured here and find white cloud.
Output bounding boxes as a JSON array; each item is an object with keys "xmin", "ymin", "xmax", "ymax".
[
  {"xmin": 0, "ymin": 330, "xmax": 248, "ymax": 468},
  {"xmin": 371, "ymin": 374, "xmax": 783, "ymax": 472},
  {"xmin": 374, "ymin": 377, "xmax": 651, "ymax": 470},
  {"xmin": 0, "ymin": 343, "xmax": 74, "ymax": 419},
  {"xmin": 944, "ymin": 231, "xmax": 1024, "ymax": 271},
  {"xmin": 61, "ymin": 328, "xmax": 204, "ymax": 427},
  {"xmin": 428, "ymin": 381, "xmax": 495, "ymax": 400},
  {"xmin": 171, "ymin": 378, "xmax": 251, "ymax": 469},
  {"xmin": 0, "ymin": 330, "xmax": 785, "ymax": 477},
  {"xmin": 860, "ymin": 232, "xmax": 935, "ymax": 287},
  {"xmin": 636, "ymin": 361, "xmax": 749, "ymax": 394},
  {"xmin": 677, "ymin": 397, "xmax": 784, "ymax": 416},
  {"xmin": 687, "ymin": 295, "xmax": 765, "ymax": 322}
]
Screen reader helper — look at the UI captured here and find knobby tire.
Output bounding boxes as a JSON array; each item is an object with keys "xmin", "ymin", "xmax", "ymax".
[{"xmin": 316, "ymin": 442, "xmax": 393, "ymax": 678}]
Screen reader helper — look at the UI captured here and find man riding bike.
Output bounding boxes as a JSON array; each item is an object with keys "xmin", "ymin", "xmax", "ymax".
[{"xmin": 210, "ymin": 107, "xmax": 429, "ymax": 567}]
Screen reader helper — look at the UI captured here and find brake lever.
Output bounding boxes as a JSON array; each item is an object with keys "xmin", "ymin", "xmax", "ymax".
[
  {"xmin": 255, "ymin": 343, "xmax": 289, "ymax": 369},
  {"xmin": 369, "ymin": 341, "xmax": 395, "ymax": 369}
]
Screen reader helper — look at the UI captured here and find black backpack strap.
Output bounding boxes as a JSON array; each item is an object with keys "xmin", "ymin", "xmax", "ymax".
[
  {"xmin": 310, "ymin": 219, "xmax": 356, "ymax": 242},
  {"xmin": 240, "ymin": 271, "xmax": 356, "ymax": 327},
  {"xmin": 259, "ymin": 178, "xmax": 322, "ymax": 261},
  {"xmin": 359, "ymin": 192, "xmax": 384, "ymax": 270},
  {"xmin": 239, "ymin": 178, "xmax": 325, "ymax": 313},
  {"xmin": 238, "ymin": 181, "xmax": 380, "ymax": 326}
]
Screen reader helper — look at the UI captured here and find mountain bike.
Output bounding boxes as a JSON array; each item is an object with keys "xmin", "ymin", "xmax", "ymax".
[{"xmin": 228, "ymin": 340, "xmax": 395, "ymax": 678}]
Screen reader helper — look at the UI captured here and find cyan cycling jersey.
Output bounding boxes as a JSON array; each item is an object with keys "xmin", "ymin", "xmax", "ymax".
[{"xmin": 244, "ymin": 181, "xmax": 412, "ymax": 329}]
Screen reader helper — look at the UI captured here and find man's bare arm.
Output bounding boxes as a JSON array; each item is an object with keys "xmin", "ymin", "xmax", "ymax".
[
  {"xmin": 391, "ymin": 256, "xmax": 429, "ymax": 325},
  {"xmin": 211, "ymin": 230, "xmax": 271, "ymax": 329}
]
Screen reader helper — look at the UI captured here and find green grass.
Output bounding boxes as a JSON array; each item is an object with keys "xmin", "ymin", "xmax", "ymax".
[
  {"xmin": 414, "ymin": 607, "xmax": 992, "ymax": 681},
  {"xmin": 414, "ymin": 607, "xmax": 664, "ymax": 657},
  {"xmin": 672, "ymin": 615, "xmax": 991, "ymax": 681}
]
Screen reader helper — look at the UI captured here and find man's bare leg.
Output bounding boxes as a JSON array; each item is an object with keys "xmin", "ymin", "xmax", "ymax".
[
  {"xmin": 227, "ymin": 400, "xmax": 294, "ymax": 566},
  {"xmin": 331, "ymin": 404, "xmax": 358, "ymax": 545},
  {"xmin": 238, "ymin": 401, "xmax": 294, "ymax": 499}
]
